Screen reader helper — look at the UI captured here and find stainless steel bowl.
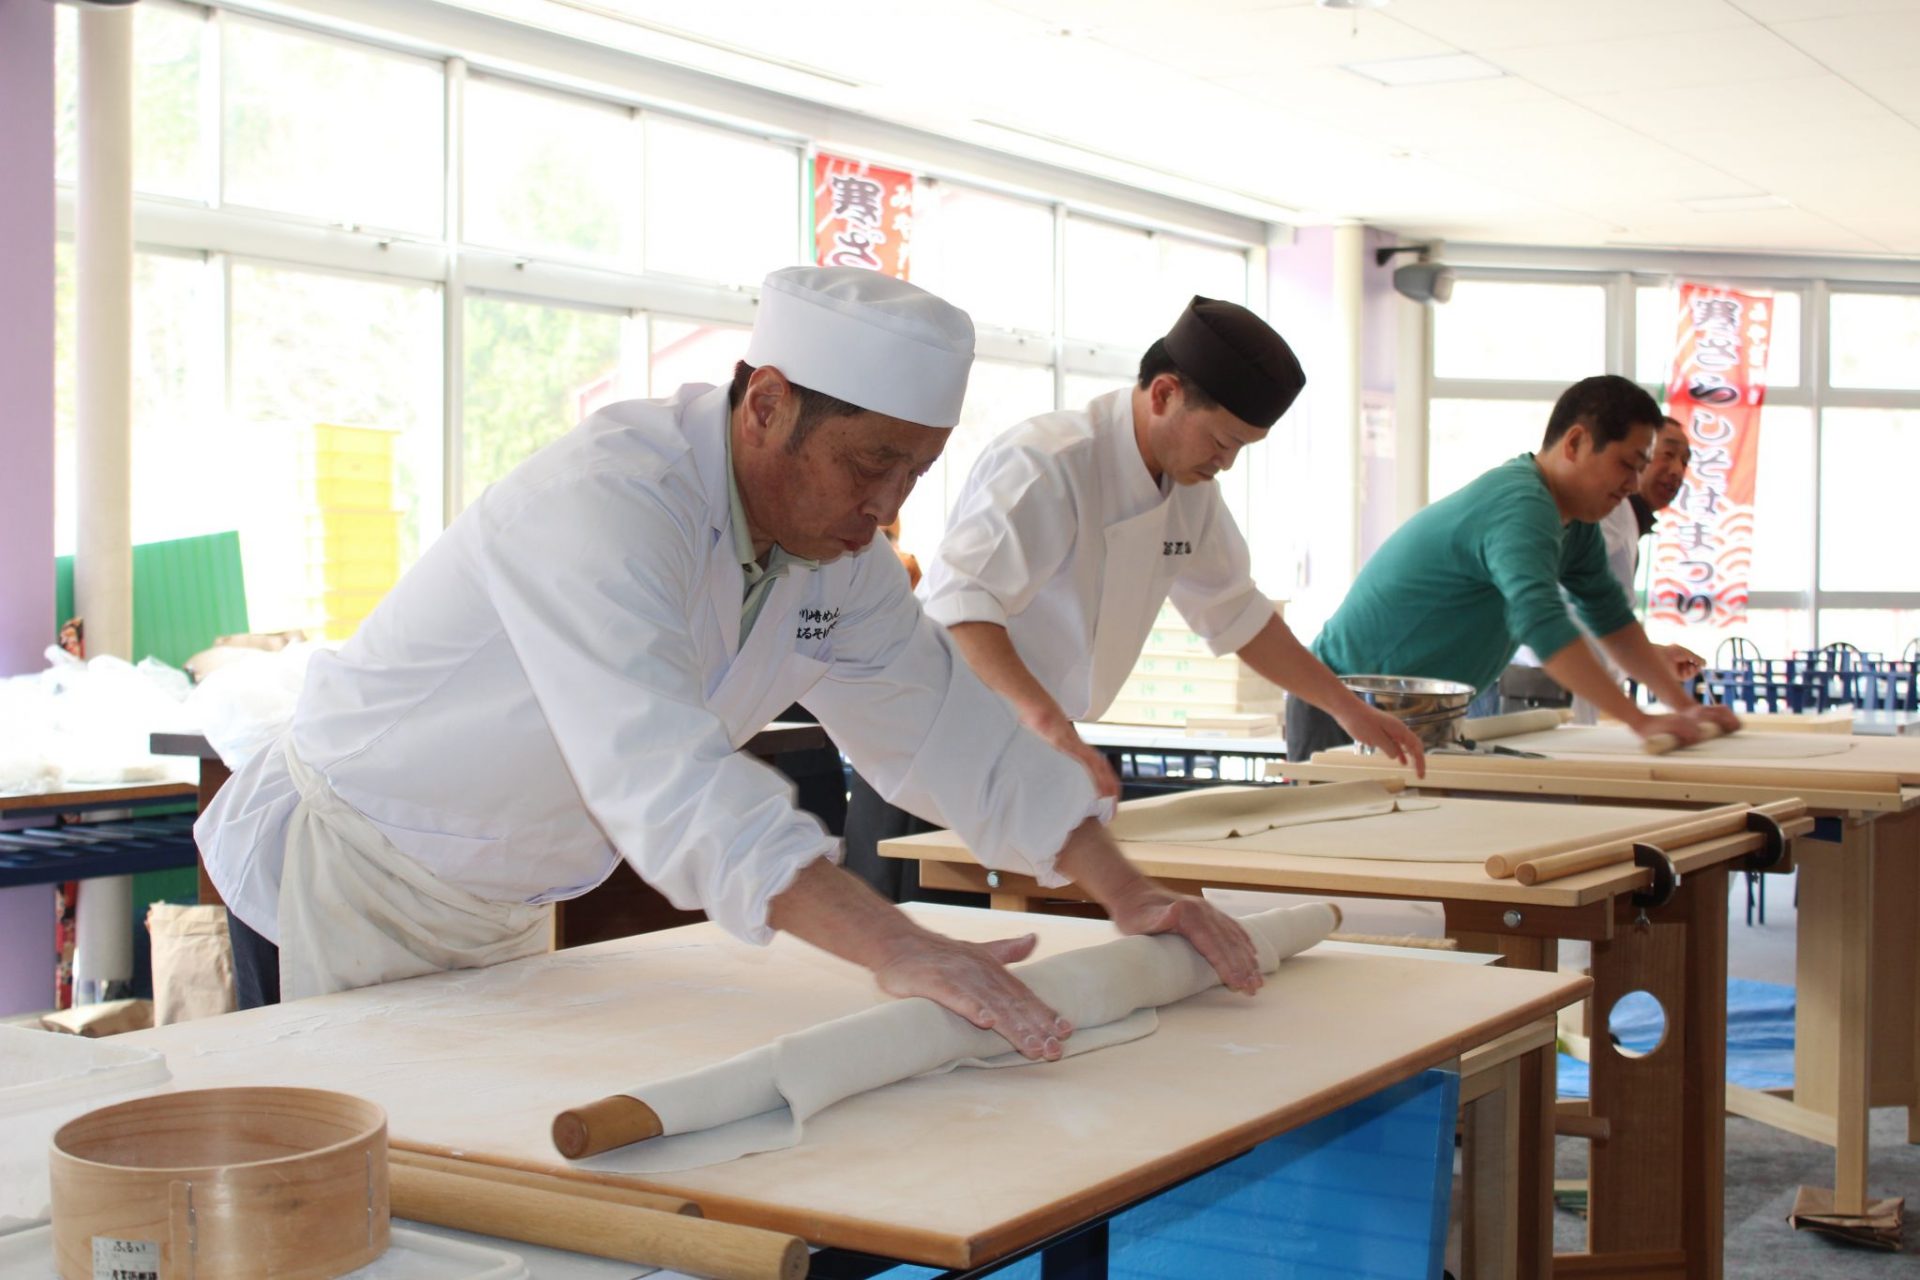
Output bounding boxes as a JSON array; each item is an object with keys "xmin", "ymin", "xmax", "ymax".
[{"xmin": 1340, "ymin": 674, "xmax": 1478, "ymax": 749}]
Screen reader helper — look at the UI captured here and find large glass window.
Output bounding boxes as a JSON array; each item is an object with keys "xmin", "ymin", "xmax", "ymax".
[
  {"xmin": 462, "ymin": 296, "xmax": 633, "ymax": 508},
  {"xmin": 1829, "ymin": 293, "xmax": 1920, "ymax": 391},
  {"xmin": 1816, "ymin": 611, "xmax": 1920, "ymax": 660},
  {"xmin": 47, "ymin": 7, "xmax": 1272, "ymax": 641},
  {"xmin": 1064, "ymin": 217, "xmax": 1246, "ymax": 350},
  {"xmin": 644, "ymin": 117, "xmax": 800, "ymax": 286},
  {"xmin": 1064, "ymin": 217, "xmax": 1160, "ymax": 348},
  {"xmin": 1745, "ymin": 406, "xmax": 1814, "ymax": 594},
  {"xmin": 909, "ymin": 182, "xmax": 1054, "ymax": 334},
  {"xmin": 648, "ymin": 319, "xmax": 751, "ymax": 397},
  {"xmin": 1062, "ymin": 373, "xmax": 1131, "ymax": 410},
  {"xmin": 1426, "ymin": 399, "xmax": 1552, "ymax": 502},
  {"xmin": 223, "ymin": 18, "xmax": 443, "ymax": 235},
  {"xmin": 52, "ymin": 247, "xmax": 220, "ymax": 557},
  {"xmin": 463, "ymin": 77, "xmax": 637, "ymax": 263},
  {"xmin": 1637, "ymin": 286, "xmax": 1801, "ymax": 389},
  {"xmin": 54, "ymin": 1, "xmax": 207, "ymax": 201},
  {"xmin": 1647, "ymin": 609, "xmax": 1812, "ymax": 663},
  {"xmin": 228, "ymin": 263, "xmax": 442, "ymax": 634},
  {"xmin": 1819, "ymin": 408, "xmax": 1920, "ymax": 592},
  {"xmin": 1434, "ymin": 280, "xmax": 1605, "ymax": 383},
  {"xmin": 896, "ymin": 360, "xmax": 1054, "ymax": 564}
]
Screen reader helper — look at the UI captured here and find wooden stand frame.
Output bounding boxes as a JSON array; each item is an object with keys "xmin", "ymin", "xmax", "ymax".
[{"xmin": 1290, "ymin": 749, "xmax": 1920, "ymax": 1231}]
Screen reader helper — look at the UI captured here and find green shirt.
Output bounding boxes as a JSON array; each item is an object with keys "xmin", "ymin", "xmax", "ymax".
[
  {"xmin": 725, "ymin": 431, "xmax": 816, "ymax": 643},
  {"xmin": 1311, "ymin": 454, "xmax": 1637, "ymax": 695}
]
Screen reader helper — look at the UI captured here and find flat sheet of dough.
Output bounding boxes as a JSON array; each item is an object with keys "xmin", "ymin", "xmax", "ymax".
[
  {"xmin": 1107, "ymin": 781, "xmax": 1439, "ymax": 843},
  {"xmin": 604, "ymin": 903, "xmax": 1337, "ymax": 1173},
  {"xmin": 1497, "ymin": 725, "xmax": 1856, "ymax": 761}
]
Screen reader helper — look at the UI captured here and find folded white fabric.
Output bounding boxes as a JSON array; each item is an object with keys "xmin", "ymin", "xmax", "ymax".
[{"xmin": 586, "ymin": 903, "xmax": 1337, "ymax": 1173}]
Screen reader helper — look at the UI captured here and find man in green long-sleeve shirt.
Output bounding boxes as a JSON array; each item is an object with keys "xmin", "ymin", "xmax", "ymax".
[{"xmin": 1289, "ymin": 375, "xmax": 1740, "ymax": 759}]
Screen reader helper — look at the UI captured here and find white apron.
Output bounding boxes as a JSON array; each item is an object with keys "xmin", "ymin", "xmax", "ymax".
[{"xmin": 276, "ymin": 741, "xmax": 553, "ymax": 1002}]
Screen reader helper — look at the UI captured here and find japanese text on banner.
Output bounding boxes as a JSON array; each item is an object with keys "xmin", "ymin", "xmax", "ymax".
[
  {"xmin": 1648, "ymin": 283, "xmax": 1772, "ymax": 628},
  {"xmin": 812, "ymin": 153, "xmax": 915, "ymax": 279}
]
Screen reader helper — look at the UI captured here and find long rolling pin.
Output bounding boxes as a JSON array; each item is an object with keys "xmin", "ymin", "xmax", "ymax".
[
  {"xmin": 1641, "ymin": 720, "xmax": 1726, "ymax": 756},
  {"xmin": 390, "ymin": 1146, "xmax": 697, "ymax": 1216},
  {"xmin": 554, "ymin": 1094, "xmax": 664, "ymax": 1160},
  {"xmin": 1484, "ymin": 803, "xmax": 1748, "ymax": 879},
  {"xmin": 389, "ymin": 1162, "xmax": 808, "ymax": 1280},
  {"xmin": 1516, "ymin": 798, "xmax": 1807, "ymax": 887}
]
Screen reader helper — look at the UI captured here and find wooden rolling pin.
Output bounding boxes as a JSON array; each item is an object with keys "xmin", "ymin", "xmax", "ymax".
[
  {"xmin": 553, "ymin": 1094, "xmax": 664, "ymax": 1160},
  {"xmin": 1641, "ymin": 720, "xmax": 1726, "ymax": 756},
  {"xmin": 1515, "ymin": 798, "xmax": 1806, "ymax": 887},
  {"xmin": 390, "ymin": 1146, "xmax": 697, "ymax": 1216},
  {"xmin": 389, "ymin": 1162, "xmax": 808, "ymax": 1280},
  {"xmin": 1485, "ymin": 803, "xmax": 1746, "ymax": 881}
]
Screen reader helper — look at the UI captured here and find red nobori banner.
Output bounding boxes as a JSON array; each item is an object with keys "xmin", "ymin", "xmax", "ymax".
[
  {"xmin": 813, "ymin": 152, "xmax": 915, "ymax": 278},
  {"xmin": 1648, "ymin": 283, "xmax": 1773, "ymax": 628}
]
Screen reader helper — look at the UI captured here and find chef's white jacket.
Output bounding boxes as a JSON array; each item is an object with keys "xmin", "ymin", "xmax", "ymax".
[
  {"xmin": 1598, "ymin": 500, "xmax": 1643, "ymax": 600},
  {"xmin": 921, "ymin": 389, "xmax": 1273, "ymax": 721},
  {"xmin": 199, "ymin": 384, "xmax": 1100, "ymax": 946}
]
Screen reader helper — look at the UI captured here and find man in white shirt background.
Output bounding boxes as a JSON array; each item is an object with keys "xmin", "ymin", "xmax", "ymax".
[{"xmin": 841, "ymin": 298, "xmax": 1425, "ymax": 899}]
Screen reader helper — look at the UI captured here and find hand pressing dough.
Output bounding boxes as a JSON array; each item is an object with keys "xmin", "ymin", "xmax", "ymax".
[{"xmin": 585, "ymin": 904, "xmax": 1337, "ymax": 1174}]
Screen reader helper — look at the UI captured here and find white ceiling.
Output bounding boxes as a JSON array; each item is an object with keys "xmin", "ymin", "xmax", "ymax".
[{"xmin": 477, "ymin": 0, "xmax": 1920, "ymax": 257}]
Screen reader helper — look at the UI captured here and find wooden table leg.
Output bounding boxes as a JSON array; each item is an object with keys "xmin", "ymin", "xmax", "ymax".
[
  {"xmin": 195, "ymin": 756, "xmax": 231, "ymax": 907},
  {"xmin": 1585, "ymin": 899, "xmax": 1688, "ymax": 1269},
  {"xmin": 1796, "ymin": 816, "xmax": 1878, "ymax": 1215},
  {"xmin": 1461, "ymin": 1049, "xmax": 1526, "ymax": 1280},
  {"xmin": 1681, "ymin": 866, "xmax": 1729, "ymax": 1279},
  {"xmin": 1448, "ymin": 928, "xmax": 1556, "ymax": 1277}
]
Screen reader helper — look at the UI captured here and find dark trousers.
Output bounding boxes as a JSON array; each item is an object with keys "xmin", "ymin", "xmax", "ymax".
[
  {"xmin": 840, "ymin": 771, "xmax": 931, "ymax": 904},
  {"xmin": 1284, "ymin": 696, "xmax": 1353, "ymax": 764},
  {"xmin": 227, "ymin": 909, "xmax": 281, "ymax": 1010}
]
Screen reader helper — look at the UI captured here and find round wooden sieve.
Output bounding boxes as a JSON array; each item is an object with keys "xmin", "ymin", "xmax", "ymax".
[{"xmin": 49, "ymin": 1086, "xmax": 389, "ymax": 1280}]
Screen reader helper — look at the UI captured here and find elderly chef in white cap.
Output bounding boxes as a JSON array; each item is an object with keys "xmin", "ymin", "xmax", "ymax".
[{"xmin": 198, "ymin": 266, "xmax": 1262, "ymax": 1058}]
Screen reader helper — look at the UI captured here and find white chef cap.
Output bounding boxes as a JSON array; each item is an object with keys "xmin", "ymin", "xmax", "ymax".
[{"xmin": 745, "ymin": 266, "xmax": 975, "ymax": 428}]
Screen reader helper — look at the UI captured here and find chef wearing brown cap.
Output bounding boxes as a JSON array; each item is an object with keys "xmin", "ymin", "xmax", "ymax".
[{"xmin": 921, "ymin": 297, "xmax": 1426, "ymax": 799}]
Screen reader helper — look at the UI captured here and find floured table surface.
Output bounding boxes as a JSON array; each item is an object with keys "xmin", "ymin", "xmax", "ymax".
[
  {"xmin": 106, "ymin": 906, "xmax": 1582, "ymax": 1267},
  {"xmin": 894, "ymin": 795, "xmax": 1755, "ymax": 906}
]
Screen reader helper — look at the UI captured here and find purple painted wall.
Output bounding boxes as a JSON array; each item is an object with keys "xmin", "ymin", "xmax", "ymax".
[
  {"xmin": 0, "ymin": 0, "xmax": 58, "ymax": 1017},
  {"xmin": 1358, "ymin": 228, "xmax": 1402, "ymax": 561},
  {"xmin": 1, "ymin": 0, "xmax": 56, "ymax": 679}
]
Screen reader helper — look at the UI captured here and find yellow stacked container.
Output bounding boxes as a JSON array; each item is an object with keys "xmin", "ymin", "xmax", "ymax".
[{"xmin": 308, "ymin": 423, "xmax": 402, "ymax": 640}]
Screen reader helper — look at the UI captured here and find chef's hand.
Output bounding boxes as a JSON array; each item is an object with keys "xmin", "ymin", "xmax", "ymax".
[
  {"xmin": 1663, "ymin": 644, "xmax": 1707, "ymax": 681},
  {"xmin": 1693, "ymin": 702, "xmax": 1742, "ymax": 735},
  {"xmin": 1032, "ymin": 715, "xmax": 1121, "ymax": 801},
  {"xmin": 1104, "ymin": 885, "xmax": 1264, "ymax": 996},
  {"xmin": 1334, "ymin": 703, "xmax": 1428, "ymax": 778},
  {"xmin": 872, "ymin": 929, "xmax": 1072, "ymax": 1061},
  {"xmin": 1632, "ymin": 711, "xmax": 1708, "ymax": 749}
]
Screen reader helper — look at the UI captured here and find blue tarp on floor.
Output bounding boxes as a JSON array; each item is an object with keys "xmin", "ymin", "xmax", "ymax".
[{"xmin": 1558, "ymin": 978, "xmax": 1796, "ymax": 1099}]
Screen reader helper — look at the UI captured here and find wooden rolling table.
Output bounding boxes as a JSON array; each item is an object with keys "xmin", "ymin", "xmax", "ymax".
[
  {"xmin": 885, "ymin": 793, "xmax": 1808, "ymax": 1280},
  {"xmin": 80, "ymin": 906, "xmax": 1584, "ymax": 1277},
  {"xmin": 149, "ymin": 723, "xmax": 832, "ymax": 947},
  {"xmin": 1286, "ymin": 726, "xmax": 1920, "ymax": 1244}
]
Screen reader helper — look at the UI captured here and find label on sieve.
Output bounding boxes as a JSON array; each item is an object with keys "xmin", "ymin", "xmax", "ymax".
[{"xmin": 91, "ymin": 1237, "xmax": 160, "ymax": 1280}]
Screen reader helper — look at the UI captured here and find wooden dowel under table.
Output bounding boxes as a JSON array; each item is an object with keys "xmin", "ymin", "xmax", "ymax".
[
  {"xmin": 389, "ymin": 1162, "xmax": 808, "ymax": 1280},
  {"xmin": 390, "ymin": 1146, "xmax": 698, "ymax": 1216}
]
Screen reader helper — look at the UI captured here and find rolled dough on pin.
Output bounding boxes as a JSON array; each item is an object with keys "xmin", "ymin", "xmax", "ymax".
[{"xmin": 561, "ymin": 903, "xmax": 1338, "ymax": 1173}]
